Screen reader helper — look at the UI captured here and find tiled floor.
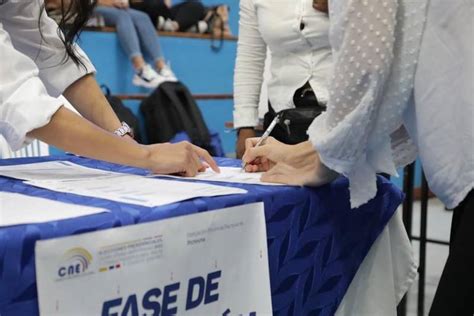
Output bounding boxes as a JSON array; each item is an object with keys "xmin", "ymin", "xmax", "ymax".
[{"xmin": 402, "ymin": 198, "xmax": 452, "ymax": 316}]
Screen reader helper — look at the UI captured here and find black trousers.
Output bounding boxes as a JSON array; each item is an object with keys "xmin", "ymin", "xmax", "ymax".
[
  {"xmin": 430, "ymin": 190, "xmax": 474, "ymax": 315},
  {"xmin": 131, "ymin": 0, "xmax": 205, "ymax": 31}
]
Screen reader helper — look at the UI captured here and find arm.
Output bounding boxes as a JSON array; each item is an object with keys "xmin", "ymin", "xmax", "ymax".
[
  {"xmin": 0, "ymin": 1, "xmax": 95, "ymax": 98},
  {"xmin": 28, "ymin": 107, "xmax": 149, "ymax": 169},
  {"xmin": 0, "ymin": 25, "xmax": 218, "ymax": 176},
  {"xmin": 243, "ymin": 0, "xmax": 400, "ymax": 207},
  {"xmin": 306, "ymin": 0, "xmax": 399, "ymax": 207},
  {"xmin": 233, "ymin": 0, "xmax": 267, "ymax": 157},
  {"xmin": 63, "ymin": 75, "xmax": 124, "ymax": 135},
  {"xmin": 27, "ymin": 106, "xmax": 219, "ymax": 175}
]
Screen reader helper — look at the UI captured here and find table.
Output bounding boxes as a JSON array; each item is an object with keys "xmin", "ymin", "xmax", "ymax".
[{"xmin": 0, "ymin": 155, "xmax": 404, "ymax": 315}]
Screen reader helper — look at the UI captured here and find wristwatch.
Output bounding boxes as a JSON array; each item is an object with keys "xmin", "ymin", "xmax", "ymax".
[{"xmin": 113, "ymin": 122, "xmax": 134, "ymax": 138}]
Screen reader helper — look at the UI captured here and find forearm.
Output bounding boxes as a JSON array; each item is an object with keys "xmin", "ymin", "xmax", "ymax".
[
  {"xmin": 63, "ymin": 74, "xmax": 122, "ymax": 132},
  {"xmin": 27, "ymin": 106, "xmax": 150, "ymax": 169}
]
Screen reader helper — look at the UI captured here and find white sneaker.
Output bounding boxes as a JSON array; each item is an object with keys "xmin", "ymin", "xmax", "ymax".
[
  {"xmin": 187, "ymin": 21, "xmax": 208, "ymax": 34},
  {"xmin": 159, "ymin": 63, "xmax": 178, "ymax": 82},
  {"xmin": 132, "ymin": 64, "xmax": 166, "ymax": 88},
  {"xmin": 163, "ymin": 19, "xmax": 178, "ymax": 32},
  {"xmin": 157, "ymin": 16, "xmax": 165, "ymax": 30}
]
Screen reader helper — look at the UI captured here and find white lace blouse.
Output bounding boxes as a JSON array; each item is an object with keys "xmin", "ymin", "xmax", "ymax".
[
  {"xmin": 309, "ymin": 0, "xmax": 473, "ymax": 208},
  {"xmin": 307, "ymin": 0, "xmax": 425, "ymax": 208}
]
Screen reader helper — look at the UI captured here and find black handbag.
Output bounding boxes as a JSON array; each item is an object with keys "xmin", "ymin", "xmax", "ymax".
[{"xmin": 263, "ymin": 83, "xmax": 326, "ymax": 144}]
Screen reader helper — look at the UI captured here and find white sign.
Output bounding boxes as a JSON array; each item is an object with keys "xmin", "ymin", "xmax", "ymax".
[{"xmin": 36, "ymin": 203, "xmax": 272, "ymax": 316}]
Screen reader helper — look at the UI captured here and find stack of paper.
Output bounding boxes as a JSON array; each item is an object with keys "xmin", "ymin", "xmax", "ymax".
[
  {"xmin": 0, "ymin": 192, "xmax": 108, "ymax": 227},
  {"xmin": 158, "ymin": 166, "xmax": 286, "ymax": 186},
  {"xmin": 0, "ymin": 161, "xmax": 248, "ymax": 207}
]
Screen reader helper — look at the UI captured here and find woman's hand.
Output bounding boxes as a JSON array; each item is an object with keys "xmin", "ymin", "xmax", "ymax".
[
  {"xmin": 145, "ymin": 141, "xmax": 220, "ymax": 177},
  {"xmin": 242, "ymin": 136, "xmax": 290, "ymax": 172},
  {"xmin": 242, "ymin": 139, "xmax": 339, "ymax": 186}
]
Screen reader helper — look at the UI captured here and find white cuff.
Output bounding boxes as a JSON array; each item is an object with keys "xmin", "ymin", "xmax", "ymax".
[{"xmin": 233, "ymin": 106, "xmax": 259, "ymax": 129}]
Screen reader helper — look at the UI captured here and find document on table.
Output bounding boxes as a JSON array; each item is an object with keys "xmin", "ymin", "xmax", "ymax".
[
  {"xmin": 0, "ymin": 161, "xmax": 120, "ymax": 181},
  {"xmin": 158, "ymin": 166, "xmax": 287, "ymax": 186},
  {"xmin": 26, "ymin": 175, "xmax": 247, "ymax": 207},
  {"xmin": 0, "ymin": 161, "xmax": 248, "ymax": 207},
  {"xmin": 0, "ymin": 192, "xmax": 108, "ymax": 227}
]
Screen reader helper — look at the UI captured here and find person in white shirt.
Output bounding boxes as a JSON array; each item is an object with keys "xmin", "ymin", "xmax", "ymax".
[
  {"xmin": 243, "ymin": 0, "xmax": 473, "ymax": 313},
  {"xmin": 233, "ymin": 0, "xmax": 333, "ymax": 158},
  {"xmin": 0, "ymin": 0, "xmax": 219, "ymax": 176}
]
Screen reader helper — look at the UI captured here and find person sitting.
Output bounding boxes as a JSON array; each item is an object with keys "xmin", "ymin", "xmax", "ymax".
[{"xmin": 94, "ymin": 0, "xmax": 177, "ymax": 88}]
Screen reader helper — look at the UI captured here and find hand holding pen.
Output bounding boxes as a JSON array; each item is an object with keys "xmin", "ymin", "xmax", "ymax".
[{"xmin": 241, "ymin": 114, "xmax": 281, "ymax": 171}]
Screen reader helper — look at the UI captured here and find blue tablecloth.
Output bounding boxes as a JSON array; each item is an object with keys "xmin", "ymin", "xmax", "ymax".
[{"xmin": 0, "ymin": 156, "xmax": 403, "ymax": 316}]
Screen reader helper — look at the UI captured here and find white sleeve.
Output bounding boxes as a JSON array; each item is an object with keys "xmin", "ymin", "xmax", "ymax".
[
  {"xmin": 233, "ymin": 0, "xmax": 267, "ymax": 129},
  {"xmin": 307, "ymin": 0, "xmax": 399, "ymax": 208},
  {"xmin": 0, "ymin": 24, "xmax": 63, "ymax": 151},
  {"xmin": 0, "ymin": 0, "xmax": 95, "ymax": 98},
  {"xmin": 308, "ymin": 0, "xmax": 427, "ymax": 208}
]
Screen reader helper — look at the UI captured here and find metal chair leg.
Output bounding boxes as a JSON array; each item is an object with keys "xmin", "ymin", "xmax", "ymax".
[
  {"xmin": 418, "ymin": 173, "xmax": 429, "ymax": 316},
  {"xmin": 398, "ymin": 163, "xmax": 415, "ymax": 316}
]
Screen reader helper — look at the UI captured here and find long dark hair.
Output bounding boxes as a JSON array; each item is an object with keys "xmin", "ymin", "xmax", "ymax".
[{"xmin": 41, "ymin": 0, "xmax": 97, "ymax": 67}]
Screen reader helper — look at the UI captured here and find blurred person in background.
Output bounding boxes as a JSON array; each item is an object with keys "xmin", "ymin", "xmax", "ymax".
[{"xmin": 93, "ymin": 0, "xmax": 177, "ymax": 88}]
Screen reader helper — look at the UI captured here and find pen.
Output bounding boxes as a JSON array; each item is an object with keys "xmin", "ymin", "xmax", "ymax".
[{"xmin": 241, "ymin": 114, "xmax": 281, "ymax": 170}]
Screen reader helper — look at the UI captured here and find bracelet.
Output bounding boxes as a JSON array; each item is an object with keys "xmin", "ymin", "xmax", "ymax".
[{"xmin": 113, "ymin": 121, "xmax": 134, "ymax": 138}]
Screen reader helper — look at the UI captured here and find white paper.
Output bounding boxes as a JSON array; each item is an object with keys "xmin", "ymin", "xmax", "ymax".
[
  {"xmin": 0, "ymin": 161, "xmax": 247, "ymax": 207},
  {"xmin": 0, "ymin": 192, "xmax": 108, "ymax": 227},
  {"xmin": 0, "ymin": 161, "xmax": 120, "ymax": 181},
  {"xmin": 27, "ymin": 175, "xmax": 247, "ymax": 207},
  {"xmin": 36, "ymin": 202, "xmax": 272, "ymax": 315},
  {"xmin": 158, "ymin": 166, "xmax": 286, "ymax": 186}
]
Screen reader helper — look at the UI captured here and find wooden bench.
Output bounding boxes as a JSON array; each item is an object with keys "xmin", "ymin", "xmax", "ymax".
[
  {"xmin": 115, "ymin": 93, "xmax": 234, "ymax": 101},
  {"xmin": 84, "ymin": 26, "xmax": 238, "ymax": 41}
]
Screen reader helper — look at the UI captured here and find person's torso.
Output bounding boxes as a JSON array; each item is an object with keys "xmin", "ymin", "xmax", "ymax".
[{"xmin": 253, "ymin": 0, "xmax": 333, "ymax": 110}]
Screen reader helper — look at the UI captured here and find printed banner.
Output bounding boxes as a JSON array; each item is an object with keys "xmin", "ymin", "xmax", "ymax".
[{"xmin": 35, "ymin": 203, "xmax": 272, "ymax": 316}]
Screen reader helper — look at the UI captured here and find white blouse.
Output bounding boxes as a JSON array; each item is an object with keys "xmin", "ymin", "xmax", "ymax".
[
  {"xmin": 308, "ymin": 0, "xmax": 473, "ymax": 209},
  {"xmin": 233, "ymin": 0, "xmax": 333, "ymax": 129},
  {"xmin": 0, "ymin": 0, "xmax": 95, "ymax": 151}
]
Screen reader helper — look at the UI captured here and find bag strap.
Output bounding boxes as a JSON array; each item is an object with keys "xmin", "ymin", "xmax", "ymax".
[
  {"xmin": 160, "ymin": 84, "xmax": 205, "ymax": 145},
  {"xmin": 100, "ymin": 84, "xmax": 111, "ymax": 96}
]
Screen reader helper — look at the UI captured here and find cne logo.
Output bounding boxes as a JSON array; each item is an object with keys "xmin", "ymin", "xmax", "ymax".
[{"xmin": 57, "ymin": 247, "xmax": 93, "ymax": 279}]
